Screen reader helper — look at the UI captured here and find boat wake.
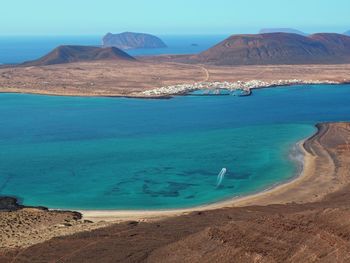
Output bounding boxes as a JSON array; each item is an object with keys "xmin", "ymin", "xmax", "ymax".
[{"xmin": 216, "ymin": 168, "xmax": 227, "ymax": 188}]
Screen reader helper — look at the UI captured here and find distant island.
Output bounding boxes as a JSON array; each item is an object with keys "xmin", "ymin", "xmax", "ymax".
[
  {"xmin": 21, "ymin": 45, "xmax": 135, "ymax": 66},
  {"xmin": 102, "ymin": 32, "xmax": 167, "ymax": 50},
  {"xmin": 190, "ymin": 33, "xmax": 350, "ymax": 65},
  {"xmin": 259, "ymin": 28, "xmax": 307, "ymax": 35}
]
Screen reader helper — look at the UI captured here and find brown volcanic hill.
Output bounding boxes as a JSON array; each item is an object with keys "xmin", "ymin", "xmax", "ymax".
[
  {"xmin": 193, "ymin": 33, "xmax": 350, "ymax": 65},
  {"xmin": 310, "ymin": 33, "xmax": 350, "ymax": 53},
  {"xmin": 21, "ymin": 45, "xmax": 135, "ymax": 66}
]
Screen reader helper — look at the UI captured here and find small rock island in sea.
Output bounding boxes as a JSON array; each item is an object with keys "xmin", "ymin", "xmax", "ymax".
[
  {"xmin": 259, "ymin": 28, "xmax": 307, "ymax": 36},
  {"xmin": 102, "ymin": 32, "xmax": 167, "ymax": 50}
]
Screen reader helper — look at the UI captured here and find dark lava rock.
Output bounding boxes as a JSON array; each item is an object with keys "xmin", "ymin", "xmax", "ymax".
[{"xmin": 0, "ymin": 196, "xmax": 23, "ymax": 211}]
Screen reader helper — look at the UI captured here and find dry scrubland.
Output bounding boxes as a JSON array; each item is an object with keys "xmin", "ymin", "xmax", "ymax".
[{"xmin": 0, "ymin": 61, "xmax": 350, "ymax": 97}]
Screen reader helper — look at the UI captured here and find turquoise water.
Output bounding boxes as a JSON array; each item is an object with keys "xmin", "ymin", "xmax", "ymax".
[{"xmin": 1, "ymin": 84, "xmax": 350, "ymax": 210}]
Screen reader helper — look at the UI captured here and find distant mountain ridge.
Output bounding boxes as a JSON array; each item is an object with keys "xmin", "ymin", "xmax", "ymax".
[
  {"xmin": 344, "ymin": 30, "xmax": 350, "ymax": 36},
  {"xmin": 21, "ymin": 45, "xmax": 135, "ymax": 66},
  {"xmin": 259, "ymin": 28, "xmax": 307, "ymax": 36},
  {"xmin": 102, "ymin": 32, "xmax": 167, "ymax": 50},
  {"xmin": 191, "ymin": 33, "xmax": 350, "ymax": 65}
]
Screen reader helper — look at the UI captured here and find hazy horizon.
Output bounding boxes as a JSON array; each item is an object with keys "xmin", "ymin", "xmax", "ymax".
[
  {"xmin": 1, "ymin": 29, "xmax": 349, "ymax": 38},
  {"xmin": 0, "ymin": 0, "xmax": 349, "ymax": 36}
]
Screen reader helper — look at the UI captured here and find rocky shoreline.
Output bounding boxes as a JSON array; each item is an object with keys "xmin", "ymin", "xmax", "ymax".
[
  {"xmin": 0, "ymin": 196, "xmax": 81, "ymax": 216},
  {"xmin": 0, "ymin": 196, "xmax": 112, "ymax": 249},
  {"xmin": 0, "ymin": 196, "xmax": 26, "ymax": 212}
]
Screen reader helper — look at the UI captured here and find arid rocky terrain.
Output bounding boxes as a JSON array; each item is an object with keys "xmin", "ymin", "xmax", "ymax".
[
  {"xmin": 1, "ymin": 61, "xmax": 350, "ymax": 97},
  {"xmin": 0, "ymin": 198, "xmax": 110, "ymax": 250}
]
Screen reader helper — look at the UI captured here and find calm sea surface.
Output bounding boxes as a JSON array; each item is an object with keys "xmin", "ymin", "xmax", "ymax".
[{"xmin": 1, "ymin": 85, "xmax": 350, "ymax": 209}]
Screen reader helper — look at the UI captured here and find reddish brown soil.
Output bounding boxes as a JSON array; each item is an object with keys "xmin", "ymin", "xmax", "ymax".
[
  {"xmin": 1, "ymin": 61, "xmax": 350, "ymax": 97},
  {"xmin": 190, "ymin": 33, "xmax": 350, "ymax": 65}
]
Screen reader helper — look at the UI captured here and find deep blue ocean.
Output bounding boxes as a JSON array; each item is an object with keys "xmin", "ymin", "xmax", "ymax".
[
  {"xmin": 0, "ymin": 35, "xmax": 227, "ymax": 64},
  {"xmin": 1, "ymin": 85, "xmax": 350, "ymax": 210}
]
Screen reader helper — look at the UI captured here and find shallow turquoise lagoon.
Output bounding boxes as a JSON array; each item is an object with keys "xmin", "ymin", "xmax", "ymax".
[{"xmin": 1, "ymin": 84, "xmax": 350, "ymax": 210}]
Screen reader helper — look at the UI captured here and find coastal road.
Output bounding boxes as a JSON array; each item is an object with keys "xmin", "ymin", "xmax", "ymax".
[
  {"xmin": 198, "ymin": 65, "xmax": 210, "ymax": 81},
  {"xmin": 167, "ymin": 62, "xmax": 210, "ymax": 82},
  {"xmin": 251, "ymin": 67, "xmax": 268, "ymax": 79}
]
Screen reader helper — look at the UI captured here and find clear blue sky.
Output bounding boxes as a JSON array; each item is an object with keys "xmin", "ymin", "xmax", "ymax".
[{"xmin": 1, "ymin": 0, "xmax": 349, "ymax": 35}]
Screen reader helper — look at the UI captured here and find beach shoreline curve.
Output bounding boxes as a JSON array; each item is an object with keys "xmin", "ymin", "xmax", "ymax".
[{"xmin": 79, "ymin": 123, "xmax": 336, "ymax": 222}]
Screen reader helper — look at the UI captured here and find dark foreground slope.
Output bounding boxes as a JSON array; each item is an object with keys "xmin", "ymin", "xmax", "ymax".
[
  {"xmin": 192, "ymin": 33, "xmax": 350, "ymax": 65},
  {"xmin": 21, "ymin": 45, "xmax": 135, "ymax": 66},
  {"xmin": 102, "ymin": 32, "xmax": 167, "ymax": 49},
  {"xmin": 2, "ymin": 122, "xmax": 350, "ymax": 263}
]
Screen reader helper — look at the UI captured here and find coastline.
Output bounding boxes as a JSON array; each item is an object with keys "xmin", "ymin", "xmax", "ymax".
[
  {"xmin": 1, "ymin": 61, "xmax": 350, "ymax": 99},
  {"xmin": 1, "ymin": 80, "xmax": 348, "ymax": 99},
  {"xmin": 0, "ymin": 80, "xmax": 348, "ymax": 101},
  {"xmin": 78, "ymin": 124, "xmax": 328, "ymax": 222},
  {"xmin": 2, "ymin": 122, "xmax": 350, "ymax": 251},
  {"xmin": 139, "ymin": 79, "xmax": 343, "ymax": 97},
  {"xmin": 2, "ymin": 128, "xmax": 313, "ymax": 223},
  {"xmin": 11, "ymin": 122, "xmax": 350, "ymax": 262}
]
